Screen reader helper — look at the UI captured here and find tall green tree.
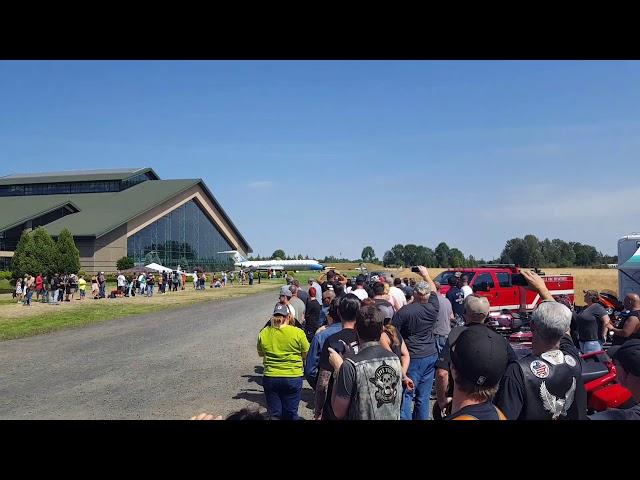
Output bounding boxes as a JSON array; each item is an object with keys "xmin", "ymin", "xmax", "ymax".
[
  {"xmin": 448, "ymin": 248, "xmax": 466, "ymax": 268},
  {"xmin": 382, "ymin": 250, "xmax": 395, "ymax": 267},
  {"xmin": 402, "ymin": 244, "xmax": 419, "ymax": 267},
  {"xmin": 117, "ymin": 256, "xmax": 134, "ymax": 270},
  {"xmin": 415, "ymin": 246, "xmax": 437, "ymax": 267},
  {"xmin": 11, "ymin": 230, "xmax": 40, "ymax": 279},
  {"xmin": 56, "ymin": 228, "xmax": 81, "ymax": 274},
  {"xmin": 271, "ymin": 249, "xmax": 286, "ymax": 260},
  {"xmin": 435, "ymin": 242, "xmax": 450, "ymax": 267},
  {"xmin": 390, "ymin": 244, "xmax": 406, "ymax": 267},
  {"xmin": 31, "ymin": 227, "xmax": 58, "ymax": 275},
  {"xmin": 361, "ymin": 246, "xmax": 375, "ymax": 263}
]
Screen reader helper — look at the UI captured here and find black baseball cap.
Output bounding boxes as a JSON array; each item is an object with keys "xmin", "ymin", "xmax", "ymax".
[
  {"xmin": 450, "ymin": 326, "xmax": 509, "ymax": 388},
  {"xmin": 607, "ymin": 339, "xmax": 640, "ymax": 377}
]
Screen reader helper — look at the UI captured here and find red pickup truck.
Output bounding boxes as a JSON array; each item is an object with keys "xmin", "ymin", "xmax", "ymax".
[{"xmin": 434, "ymin": 265, "xmax": 575, "ymax": 313}]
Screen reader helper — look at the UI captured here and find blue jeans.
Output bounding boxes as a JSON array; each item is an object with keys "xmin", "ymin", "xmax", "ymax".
[
  {"xmin": 580, "ymin": 340, "xmax": 603, "ymax": 354},
  {"xmin": 262, "ymin": 376, "xmax": 303, "ymax": 420},
  {"xmin": 434, "ymin": 336, "xmax": 448, "ymax": 357},
  {"xmin": 25, "ymin": 289, "xmax": 33, "ymax": 305},
  {"xmin": 401, "ymin": 353, "xmax": 438, "ymax": 420}
]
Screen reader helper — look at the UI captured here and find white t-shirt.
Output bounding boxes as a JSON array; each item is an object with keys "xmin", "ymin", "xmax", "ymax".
[
  {"xmin": 352, "ymin": 288, "xmax": 369, "ymax": 301},
  {"xmin": 287, "ymin": 303, "xmax": 296, "ymax": 319},
  {"xmin": 117, "ymin": 275, "xmax": 126, "ymax": 287},
  {"xmin": 389, "ymin": 286, "xmax": 407, "ymax": 308},
  {"xmin": 461, "ymin": 285, "xmax": 473, "ymax": 298}
]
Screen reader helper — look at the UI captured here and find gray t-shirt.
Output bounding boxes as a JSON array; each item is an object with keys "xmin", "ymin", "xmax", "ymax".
[
  {"xmin": 433, "ymin": 294, "xmax": 453, "ymax": 336},
  {"xmin": 289, "ymin": 296, "xmax": 306, "ymax": 323}
]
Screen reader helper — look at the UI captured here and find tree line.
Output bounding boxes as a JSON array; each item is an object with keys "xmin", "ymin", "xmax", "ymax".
[{"xmin": 10, "ymin": 227, "xmax": 81, "ymax": 279}]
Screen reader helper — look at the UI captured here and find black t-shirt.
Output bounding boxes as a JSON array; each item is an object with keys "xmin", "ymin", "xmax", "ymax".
[
  {"xmin": 391, "ymin": 292, "xmax": 439, "ymax": 358},
  {"xmin": 318, "ymin": 328, "xmax": 359, "ymax": 420},
  {"xmin": 576, "ymin": 303, "xmax": 607, "ymax": 342},
  {"xmin": 305, "ymin": 300, "xmax": 322, "ymax": 337},
  {"xmin": 446, "ymin": 401, "xmax": 505, "ymax": 420},
  {"xmin": 494, "ymin": 335, "xmax": 587, "ymax": 420},
  {"xmin": 446, "ymin": 287, "xmax": 465, "ymax": 316}
]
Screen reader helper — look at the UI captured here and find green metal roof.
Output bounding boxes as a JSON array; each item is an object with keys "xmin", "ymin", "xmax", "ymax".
[
  {"xmin": 0, "ymin": 167, "xmax": 158, "ymax": 185},
  {"xmin": 0, "ymin": 179, "xmax": 252, "ymax": 253}
]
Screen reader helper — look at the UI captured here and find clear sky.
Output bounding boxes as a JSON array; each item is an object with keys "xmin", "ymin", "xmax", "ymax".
[{"xmin": 1, "ymin": 60, "xmax": 638, "ymax": 259}]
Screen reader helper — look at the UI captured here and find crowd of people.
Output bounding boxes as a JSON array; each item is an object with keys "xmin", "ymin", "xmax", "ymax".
[
  {"xmin": 14, "ymin": 272, "xmax": 86, "ymax": 305},
  {"xmin": 233, "ymin": 267, "xmax": 640, "ymax": 421}
]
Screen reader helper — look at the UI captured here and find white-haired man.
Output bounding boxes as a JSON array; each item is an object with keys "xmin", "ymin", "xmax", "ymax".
[{"xmin": 494, "ymin": 270, "xmax": 587, "ymax": 420}]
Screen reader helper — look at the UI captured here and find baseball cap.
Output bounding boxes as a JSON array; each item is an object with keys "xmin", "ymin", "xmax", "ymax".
[
  {"xmin": 463, "ymin": 294, "xmax": 490, "ymax": 321},
  {"xmin": 607, "ymin": 339, "xmax": 640, "ymax": 377},
  {"xmin": 273, "ymin": 303, "xmax": 289, "ymax": 317},
  {"xmin": 279, "ymin": 286, "xmax": 292, "ymax": 298},
  {"xmin": 414, "ymin": 280, "xmax": 431, "ymax": 295},
  {"xmin": 450, "ymin": 326, "xmax": 509, "ymax": 387},
  {"xmin": 403, "ymin": 286, "xmax": 414, "ymax": 297}
]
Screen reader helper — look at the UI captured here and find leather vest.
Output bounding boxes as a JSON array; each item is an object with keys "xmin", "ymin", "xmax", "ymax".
[
  {"xmin": 516, "ymin": 349, "xmax": 582, "ymax": 420},
  {"xmin": 612, "ymin": 310, "xmax": 640, "ymax": 345},
  {"xmin": 346, "ymin": 342, "xmax": 403, "ymax": 420}
]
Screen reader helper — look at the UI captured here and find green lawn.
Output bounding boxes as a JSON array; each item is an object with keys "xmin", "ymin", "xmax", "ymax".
[{"xmin": 0, "ymin": 281, "xmax": 282, "ymax": 341}]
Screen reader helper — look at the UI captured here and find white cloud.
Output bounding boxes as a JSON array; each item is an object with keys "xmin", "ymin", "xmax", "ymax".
[{"xmin": 247, "ymin": 181, "xmax": 273, "ymax": 189}]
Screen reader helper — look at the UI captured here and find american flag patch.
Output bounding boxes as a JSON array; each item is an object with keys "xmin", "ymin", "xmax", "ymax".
[{"xmin": 530, "ymin": 360, "xmax": 550, "ymax": 379}]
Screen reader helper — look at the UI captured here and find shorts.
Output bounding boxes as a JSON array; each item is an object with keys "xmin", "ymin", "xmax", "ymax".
[{"xmin": 80, "ymin": 290, "xmax": 86, "ymax": 298}]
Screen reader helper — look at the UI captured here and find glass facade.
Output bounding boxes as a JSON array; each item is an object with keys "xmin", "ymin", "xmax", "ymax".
[
  {"xmin": 0, "ymin": 172, "xmax": 155, "ymax": 197},
  {"xmin": 127, "ymin": 200, "xmax": 235, "ymax": 271}
]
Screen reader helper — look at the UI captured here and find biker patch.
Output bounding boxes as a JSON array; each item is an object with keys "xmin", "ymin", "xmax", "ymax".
[
  {"xmin": 369, "ymin": 361, "xmax": 399, "ymax": 408},
  {"xmin": 530, "ymin": 360, "xmax": 550, "ymax": 378},
  {"xmin": 541, "ymin": 350, "xmax": 565, "ymax": 366},
  {"xmin": 565, "ymin": 355, "xmax": 577, "ymax": 367}
]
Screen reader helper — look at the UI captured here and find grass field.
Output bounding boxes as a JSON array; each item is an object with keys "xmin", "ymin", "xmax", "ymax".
[{"xmin": 0, "ymin": 280, "xmax": 282, "ymax": 341}]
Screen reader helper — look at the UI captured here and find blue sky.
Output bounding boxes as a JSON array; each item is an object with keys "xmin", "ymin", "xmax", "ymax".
[{"xmin": 1, "ymin": 60, "xmax": 638, "ymax": 259}]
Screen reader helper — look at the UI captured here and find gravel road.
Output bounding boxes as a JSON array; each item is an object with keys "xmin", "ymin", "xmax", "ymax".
[{"xmin": 0, "ymin": 290, "xmax": 315, "ymax": 419}]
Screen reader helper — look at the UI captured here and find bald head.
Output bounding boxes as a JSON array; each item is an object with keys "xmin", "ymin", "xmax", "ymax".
[{"xmin": 624, "ymin": 293, "xmax": 640, "ymax": 310}]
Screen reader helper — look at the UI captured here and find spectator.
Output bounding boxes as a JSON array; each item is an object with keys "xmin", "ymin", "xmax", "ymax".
[
  {"xmin": 229, "ymin": 271, "xmax": 235, "ymax": 285},
  {"xmin": 333, "ymin": 283, "xmax": 345, "ymax": 298},
  {"xmin": 589, "ymin": 339, "xmax": 640, "ymax": 420},
  {"xmin": 77, "ymin": 275, "xmax": 86, "ymax": 300},
  {"xmin": 157, "ymin": 273, "xmax": 164, "ymax": 294},
  {"xmin": 257, "ymin": 303, "xmax": 310, "ymax": 420},
  {"xmin": 304, "ymin": 287, "xmax": 322, "ymax": 343},
  {"xmin": 313, "ymin": 294, "xmax": 360, "ymax": 419},
  {"xmin": 223, "ymin": 271, "xmax": 227, "ymax": 287},
  {"xmin": 460, "ymin": 274, "xmax": 473, "ymax": 299},
  {"xmin": 193, "ymin": 271, "xmax": 198, "ymax": 290},
  {"xmin": 91, "ymin": 275, "xmax": 99, "ymax": 299},
  {"xmin": 351, "ymin": 275, "xmax": 369, "ymax": 301},
  {"xmin": 97, "ymin": 272, "xmax": 106, "ymax": 298},
  {"xmin": 319, "ymin": 290, "xmax": 336, "ymax": 327},
  {"xmin": 117, "ymin": 272, "xmax": 126, "ymax": 294},
  {"xmin": 576, "ymin": 290, "xmax": 611, "ymax": 353},
  {"xmin": 35, "ymin": 273, "xmax": 43, "ymax": 302},
  {"xmin": 289, "ymin": 285, "xmax": 306, "ymax": 325},
  {"xmin": 308, "ymin": 278, "xmax": 323, "ymax": 305},
  {"xmin": 138, "ymin": 272, "xmax": 147, "ymax": 296},
  {"xmin": 181, "ymin": 272, "xmax": 186, "ymax": 290},
  {"xmin": 24, "ymin": 274, "xmax": 34, "ymax": 306},
  {"xmin": 433, "ymin": 281, "xmax": 454, "ymax": 356},
  {"xmin": 494, "ymin": 270, "xmax": 587, "ymax": 420},
  {"xmin": 607, "ymin": 293, "xmax": 640, "ymax": 345},
  {"xmin": 403, "ymin": 286, "xmax": 414, "ymax": 304},
  {"xmin": 372, "ymin": 297, "xmax": 414, "ymax": 398},
  {"xmin": 372, "ymin": 282, "xmax": 394, "ymax": 320},
  {"xmin": 248, "ymin": 270, "xmax": 254, "ymax": 286},
  {"xmin": 391, "ymin": 266, "xmax": 440, "ymax": 420},
  {"xmin": 445, "ymin": 326, "xmax": 509, "ymax": 420},
  {"xmin": 304, "ymin": 296, "xmax": 344, "ymax": 388},
  {"xmin": 446, "ymin": 276, "xmax": 465, "ymax": 326},
  {"xmin": 328, "ymin": 304, "xmax": 403, "ymax": 420},
  {"xmin": 14, "ymin": 278, "xmax": 22, "ymax": 303},
  {"xmin": 320, "ymin": 270, "xmax": 337, "ymax": 293},
  {"xmin": 390, "ymin": 277, "xmax": 407, "ymax": 310},
  {"xmin": 292, "ymin": 279, "xmax": 308, "ymax": 305},
  {"xmin": 146, "ymin": 273, "xmax": 155, "ymax": 297},
  {"xmin": 435, "ymin": 294, "xmax": 517, "ymax": 418}
]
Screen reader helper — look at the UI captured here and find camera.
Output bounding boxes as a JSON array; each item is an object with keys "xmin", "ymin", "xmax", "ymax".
[{"xmin": 411, "ymin": 266, "xmax": 420, "ymax": 273}]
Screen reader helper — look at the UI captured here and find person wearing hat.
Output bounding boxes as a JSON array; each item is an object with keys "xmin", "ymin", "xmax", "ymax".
[
  {"xmin": 257, "ymin": 303, "xmax": 310, "ymax": 420},
  {"xmin": 589, "ymin": 339, "xmax": 640, "ymax": 420},
  {"xmin": 576, "ymin": 290, "xmax": 611, "ymax": 353},
  {"xmin": 288, "ymin": 285, "xmax": 306, "ymax": 326},
  {"xmin": 494, "ymin": 270, "xmax": 587, "ymax": 420},
  {"xmin": 391, "ymin": 266, "xmax": 440, "ymax": 420},
  {"xmin": 435, "ymin": 294, "xmax": 517, "ymax": 418},
  {"xmin": 446, "ymin": 327, "xmax": 509, "ymax": 420}
]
